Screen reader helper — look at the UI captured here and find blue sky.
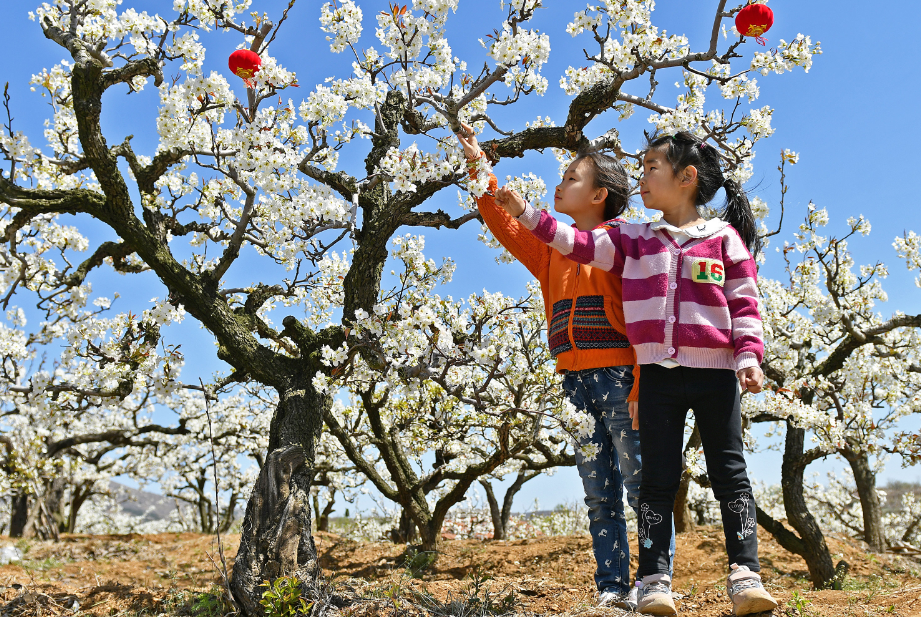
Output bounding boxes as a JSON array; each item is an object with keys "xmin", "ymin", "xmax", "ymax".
[{"xmin": 1, "ymin": 0, "xmax": 919, "ymax": 514}]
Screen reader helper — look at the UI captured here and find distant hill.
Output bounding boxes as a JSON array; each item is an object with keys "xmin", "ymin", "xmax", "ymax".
[
  {"xmin": 108, "ymin": 482, "xmax": 179, "ymax": 521},
  {"xmin": 882, "ymin": 481, "xmax": 921, "ymax": 513}
]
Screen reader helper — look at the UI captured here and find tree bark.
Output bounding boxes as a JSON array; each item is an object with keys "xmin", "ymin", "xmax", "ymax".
[
  {"xmin": 65, "ymin": 481, "xmax": 94, "ymax": 533},
  {"xmin": 231, "ymin": 374, "xmax": 325, "ymax": 616},
  {"xmin": 776, "ymin": 420, "xmax": 838, "ymax": 588},
  {"xmin": 500, "ymin": 472, "xmax": 535, "ymax": 538},
  {"xmin": 417, "ymin": 516, "xmax": 441, "ymax": 553},
  {"xmin": 389, "ymin": 509, "xmax": 418, "ymax": 544},
  {"xmin": 480, "ymin": 472, "xmax": 536, "ymax": 541},
  {"xmin": 841, "ymin": 446, "xmax": 886, "ymax": 553},
  {"xmin": 754, "ymin": 418, "xmax": 844, "ymax": 589},
  {"xmin": 317, "ymin": 494, "xmax": 335, "ymax": 533},
  {"xmin": 673, "ymin": 474, "xmax": 697, "ymax": 533},
  {"xmin": 43, "ymin": 477, "xmax": 68, "ymax": 532},
  {"xmin": 221, "ymin": 492, "xmax": 239, "ymax": 534},
  {"xmin": 10, "ymin": 492, "xmax": 28, "ymax": 537},
  {"xmin": 196, "ymin": 476, "xmax": 214, "ymax": 534},
  {"xmin": 481, "ymin": 480, "xmax": 504, "ymax": 540}
]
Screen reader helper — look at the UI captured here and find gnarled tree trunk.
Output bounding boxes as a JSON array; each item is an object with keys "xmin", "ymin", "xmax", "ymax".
[
  {"xmin": 43, "ymin": 477, "xmax": 68, "ymax": 532},
  {"xmin": 841, "ymin": 445, "xmax": 886, "ymax": 553},
  {"xmin": 312, "ymin": 491, "xmax": 336, "ymax": 533},
  {"xmin": 779, "ymin": 423, "xmax": 837, "ymax": 586},
  {"xmin": 65, "ymin": 480, "xmax": 95, "ymax": 533},
  {"xmin": 757, "ymin": 418, "xmax": 847, "ymax": 589},
  {"xmin": 673, "ymin": 473, "xmax": 697, "ymax": 533},
  {"xmin": 389, "ymin": 509, "xmax": 419, "ymax": 544},
  {"xmin": 231, "ymin": 374, "xmax": 326, "ymax": 616}
]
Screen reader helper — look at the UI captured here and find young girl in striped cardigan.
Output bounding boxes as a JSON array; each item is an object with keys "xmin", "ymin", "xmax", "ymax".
[{"xmin": 492, "ymin": 131, "xmax": 777, "ymax": 616}]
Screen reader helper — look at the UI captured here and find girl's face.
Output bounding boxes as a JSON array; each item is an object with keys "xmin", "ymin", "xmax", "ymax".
[
  {"xmin": 640, "ymin": 148, "xmax": 691, "ymax": 213},
  {"xmin": 554, "ymin": 158, "xmax": 606, "ymax": 220}
]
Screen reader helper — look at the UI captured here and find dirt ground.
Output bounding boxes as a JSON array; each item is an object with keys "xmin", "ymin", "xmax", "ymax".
[{"xmin": 0, "ymin": 527, "xmax": 919, "ymax": 616}]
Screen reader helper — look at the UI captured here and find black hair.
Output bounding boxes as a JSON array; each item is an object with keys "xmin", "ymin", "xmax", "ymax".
[
  {"xmin": 572, "ymin": 149, "xmax": 631, "ymax": 222},
  {"xmin": 644, "ymin": 131, "xmax": 761, "ymax": 257}
]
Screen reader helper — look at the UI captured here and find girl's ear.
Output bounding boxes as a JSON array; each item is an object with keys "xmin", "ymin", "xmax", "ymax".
[
  {"xmin": 593, "ymin": 186, "xmax": 608, "ymax": 205},
  {"xmin": 679, "ymin": 165, "xmax": 698, "ymax": 188}
]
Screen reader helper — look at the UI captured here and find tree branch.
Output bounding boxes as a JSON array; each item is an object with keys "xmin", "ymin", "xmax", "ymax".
[
  {"xmin": 59, "ymin": 240, "xmax": 143, "ymax": 289},
  {"xmin": 45, "ymin": 422, "xmax": 190, "ymax": 459},
  {"xmin": 401, "ymin": 210, "xmax": 479, "ymax": 230},
  {"xmin": 814, "ymin": 314, "xmax": 921, "ymax": 377},
  {"xmin": 297, "ymin": 163, "xmax": 358, "ymax": 200},
  {"xmin": 101, "ymin": 57, "xmax": 164, "ymax": 90},
  {"xmin": 322, "ymin": 408, "xmax": 399, "ymax": 501},
  {"xmin": 756, "ymin": 503, "xmax": 806, "ymax": 555},
  {"xmin": 0, "ymin": 175, "xmax": 105, "ymax": 240}
]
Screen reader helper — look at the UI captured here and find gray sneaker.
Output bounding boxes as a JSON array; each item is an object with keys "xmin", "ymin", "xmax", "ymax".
[
  {"xmin": 727, "ymin": 563, "xmax": 778, "ymax": 615},
  {"xmin": 636, "ymin": 574, "xmax": 677, "ymax": 615}
]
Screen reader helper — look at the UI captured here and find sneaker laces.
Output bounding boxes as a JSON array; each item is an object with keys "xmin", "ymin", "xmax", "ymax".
[
  {"xmin": 729, "ymin": 575, "xmax": 764, "ymax": 597},
  {"xmin": 642, "ymin": 580, "xmax": 672, "ymax": 597}
]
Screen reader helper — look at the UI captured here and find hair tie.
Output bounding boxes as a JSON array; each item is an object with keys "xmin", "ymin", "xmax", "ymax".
[{"xmin": 698, "ymin": 141, "xmax": 708, "ymax": 150}]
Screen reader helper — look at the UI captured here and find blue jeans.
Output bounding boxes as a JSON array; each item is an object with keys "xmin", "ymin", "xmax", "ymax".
[{"xmin": 563, "ymin": 366, "xmax": 675, "ymax": 594}]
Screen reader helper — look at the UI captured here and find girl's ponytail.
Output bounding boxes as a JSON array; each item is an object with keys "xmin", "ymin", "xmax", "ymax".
[
  {"xmin": 721, "ymin": 177, "xmax": 761, "ymax": 257},
  {"xmin": 644, "ymin": 130, "xmax": 761, "ymax": 257}
]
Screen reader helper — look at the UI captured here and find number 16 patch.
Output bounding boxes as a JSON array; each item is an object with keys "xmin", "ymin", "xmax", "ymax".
[{"xmin": 692, "ymin": 258, "xmax": 725, "ymax": 286}]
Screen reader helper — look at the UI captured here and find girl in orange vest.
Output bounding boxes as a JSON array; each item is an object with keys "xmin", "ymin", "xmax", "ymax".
[{"xmin": 456, "ymin": 124, "xmax": 673, "ymax": 610}]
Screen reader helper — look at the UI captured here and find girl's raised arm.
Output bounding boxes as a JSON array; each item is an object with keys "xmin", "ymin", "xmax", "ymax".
[
  {"xmin": 507, "ymin": 200, "xmax": 622, "ymax": 273},
  {"xmin": 454, "ymin": 122, "xmax": 482, "ymax": 160},
  {"xmin": 453, "ymin": 124, "xmax": 551, "ymax": 278}
]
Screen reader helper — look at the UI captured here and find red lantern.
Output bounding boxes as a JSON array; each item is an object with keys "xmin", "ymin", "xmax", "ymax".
[
  {"xmin": 228, "ymin": 49, "xmax": 262, "ymax": 88},
  {"xmin": 735, "ymin": 3, "xmax": 774, "ymax": 46}
]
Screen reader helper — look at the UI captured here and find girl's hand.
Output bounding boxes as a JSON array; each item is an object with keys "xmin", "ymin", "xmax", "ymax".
[
  {"xmin": 629, "ymin": 400, "xmax": 638, "ymax": 431},
  {"xmin": 494, "ymin": 186, "xmax": 527, "ymax": 217},
  {"xmin": 454, "ymin": 122, "xmax": 482, "ymax": 161},
  {"xmin": 737, "ymin": 366, "xmax": 764, "ymax": 394}
]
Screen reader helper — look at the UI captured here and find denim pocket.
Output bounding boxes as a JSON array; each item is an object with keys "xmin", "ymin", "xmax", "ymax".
[{"xmin": 601, "ymin": 365, "xmax": 633, "ymax": 386}]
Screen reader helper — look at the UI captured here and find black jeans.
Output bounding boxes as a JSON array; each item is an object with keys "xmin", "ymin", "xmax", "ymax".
[{"xmin": 636, "ymin": 364, "xmax": 760, "ymax": 577}]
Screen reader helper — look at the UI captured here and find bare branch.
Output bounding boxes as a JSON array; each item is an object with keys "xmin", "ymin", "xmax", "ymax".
[
  {"xmin": 616, "ymin": 91, "xmax": 672, "ymax": 115},
  {"xmin": 469, "ymin": 113, "xmax": 513, "ymax": 137},
  {"xmin": 401, "ymin": 210, "xmax": 479, "ymax": 230},
  {"xmin": 102, "ymin": 57, "xmax": 164, "ymax": 90},
  {"xmin": 297, "ymin": 163, "xmax": 358, "ymax": 200}
]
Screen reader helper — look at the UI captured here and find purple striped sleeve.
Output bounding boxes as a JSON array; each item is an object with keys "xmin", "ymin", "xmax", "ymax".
[
  {"xmin": 722, "ymin": 230, "xmax": 763, "ymax": 370},
  {"xmin": 517, "ymin": 203, "xmax": 622, "ymax": 273}
]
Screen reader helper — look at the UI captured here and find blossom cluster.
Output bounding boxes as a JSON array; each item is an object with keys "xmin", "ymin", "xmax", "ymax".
[
  {"xmin": 379, "ymin": 143, "xmax": 461, "ymax": 194},
  {"xmin": 320, "ymin": 0, "xmax": 363, "ymax": 54},
  {"xmin": 307, "ymin": 238, "xmax": 595, "ymax": 524}
]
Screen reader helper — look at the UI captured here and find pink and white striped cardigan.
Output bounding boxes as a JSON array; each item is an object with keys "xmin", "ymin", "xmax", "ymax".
[{"xmin": 517, "ymin": 203, "xmax": 763, "ymax": 373}]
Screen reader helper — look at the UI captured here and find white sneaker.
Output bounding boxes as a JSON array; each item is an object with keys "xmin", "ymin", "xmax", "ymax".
[
  {"xmin": 727, "ymin": 563, "xmax": 778, "ymax": 615},
  {"xmin": 598, "ymin": 588, "xmax": 637, "ymax": 611},
  {"xmin": 636, "ymin": 574, "xmax": 677, "ymax": 615},
  {"xmin": 626, "ymin": 585, "xmax": 639, "ymax": 609}
]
